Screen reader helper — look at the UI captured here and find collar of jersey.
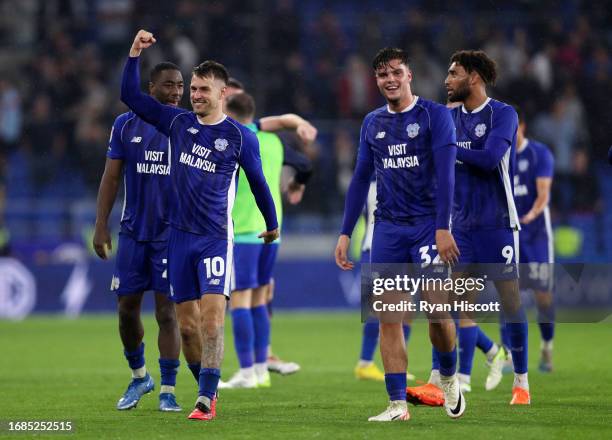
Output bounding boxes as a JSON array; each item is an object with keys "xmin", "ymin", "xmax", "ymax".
[
  {"xmin": 461, "ymin": 97, "xmax": 491, "ymax": 114},
  {"xmin": 517, "ymin": 138, "xmax": 529, "ymax": 152},
  {"xmin": 386, "ymin": 96, "xmax": 419, "ymax": 114},
  {"xmin": 196, "ymin": 114, "xmax": 227, "ymax": 125}
]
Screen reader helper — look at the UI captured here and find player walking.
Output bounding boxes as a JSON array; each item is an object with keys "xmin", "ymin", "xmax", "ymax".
[
  {"xmin": 94, "ymin": 62, "xmax": 184, "ymax": 412},
  {"xmin": 120, "ymin": 30, "xmax": 278, "ymax": 421},
  {"xmin": 335, "ymin": 47, "xmax": 463, "ymax": 421}
]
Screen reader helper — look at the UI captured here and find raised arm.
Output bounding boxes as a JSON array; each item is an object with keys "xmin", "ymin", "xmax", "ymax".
[
  {"xmin": 120, "ymin": 30, "xmax": 184, "ymax": 136},
  {"xmin": 455, "ymin": 105, "xmax": 518, "ymax": 170},
  {"xmin": 258, "ymin": 114, "xmax": 318, "ymax": 146},
  {"xmin": 239, "ymin": 130, "xmax": 279, "ymax": 242}
]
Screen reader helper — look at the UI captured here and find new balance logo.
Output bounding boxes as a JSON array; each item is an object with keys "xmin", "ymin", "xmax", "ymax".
[
  {"xmin": 210, "ymin": 279, "xmax": 221, "ymax": 286},
  {"xmin": 110, "ymin": 276, "xmax": 120, "ymax": 291},
  {"xmin": 187, "ymin": 127, "xmax": 199, "ymax": 135},
  {"xmin": 130, "ymin": 136, "xmax": 142, "ymax": 143},
  {"xmin": 375, "ymin": 131, "xmax": 386, "ymax": 139}
]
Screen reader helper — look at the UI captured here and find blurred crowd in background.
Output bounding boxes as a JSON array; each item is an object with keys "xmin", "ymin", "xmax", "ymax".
[{"xmin": 0, "ymin": 0, "xmax": 611, "ymax": 260}]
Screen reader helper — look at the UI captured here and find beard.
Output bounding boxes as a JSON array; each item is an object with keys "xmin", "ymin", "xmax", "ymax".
[{"xmin": 448, "ymin": 80, "xmax": 470, "ymax": 103}]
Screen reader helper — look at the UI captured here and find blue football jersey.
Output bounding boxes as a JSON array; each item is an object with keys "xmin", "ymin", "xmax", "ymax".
[
  {"xmin": 107, "ymin": 112, "xmax": 170, "ymax": 242},
  {"xmin": 514, "ymin": 138, "xmax": 554, "ymax": 240},
  {"xmin": 358, "ymin": 97, "xmax": 456, "ymax": 226},
  {"xmin": 451, "ymin": 98, "xmax": 520, "ymax": 230}
]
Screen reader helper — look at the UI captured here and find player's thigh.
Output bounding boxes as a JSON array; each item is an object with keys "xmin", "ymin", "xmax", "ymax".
[
  {"xmin": 257, "ymin": 243, "xmax": 279, "ymax": 288},
  {"xmin": 474, "ymin": 228, "xmax": 519, "ymax": 281},
  {"xmin": 370, "ymin": 222, "xmax": 412, "ymax": 323},
  {"xmin": 232, "ymin": 243, "xmax": 260, "ymax": 292},
  {"xmin": 112, "ymin": 233, "xmax": 149, "ymax": 296},
  {"xmin": 520, "ymin": 240, "xmax": 554, "ymax": 292},
  {"xmin": 167, "ymin": 228, "xmax": 201, "ymax": 304},
  {"xmin": 196, "ymin": 237, "xmax": 234, "ymax": 298}
]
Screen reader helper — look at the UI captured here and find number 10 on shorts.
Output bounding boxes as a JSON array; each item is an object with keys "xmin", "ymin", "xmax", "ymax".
[{"xmin": 203, "ymin": 257, "xmax": 225, "ymax": 278}]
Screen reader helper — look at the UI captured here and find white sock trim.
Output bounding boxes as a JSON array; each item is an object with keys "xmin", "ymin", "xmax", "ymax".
[
  {"xmin": 513, "ymin": 372, "xmax": 529, "ymax": 390},
  {"xmin": 132, "ymin": 366, "xmax": 147, "ymax": 379},
  {"xmin": 160, "ymin": 385, "xmax": 175, "ymax": 394},
  {"xmin": 486, "ymin": 343, "xmax": 499, "ymax": 362},
  {"xmin": 457, "ymin": 373, "xmax": 471, "ymax": 384}
]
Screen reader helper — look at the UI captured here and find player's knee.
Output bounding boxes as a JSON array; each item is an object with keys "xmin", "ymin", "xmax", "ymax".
[
  {"xmin": 178, "ymin": 319, "xmax": 199, "ymax": 343},
  {"xmin": 117, "ymin": 299, "xmax": 140, "ymax": 323},
  {"xmin": 535, "ymin": 292, "xmax": 553, "ymax": 310}
]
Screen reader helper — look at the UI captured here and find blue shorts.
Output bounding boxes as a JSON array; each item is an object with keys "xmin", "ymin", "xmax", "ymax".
[
  {"xmin": 167, "ymin": 227, "xmax": 233, "ymax": 303},
  {"xmin": 453, "ymin": 228, "xmax": 519, "ymax": 280},
  {"xmin": 232, "ymin": 243, "xmax": 279, "ymax": 291},
  {"xmin": 111, "ymin": 233, "xmax": 168, "ymax": 295},
  {"xmin": 519, "ymin": 237, "xmax": 554, "ymax": 291},
  {"xmin": 370, "ymin": 220, "xmax": 446, "ymax": 277}
]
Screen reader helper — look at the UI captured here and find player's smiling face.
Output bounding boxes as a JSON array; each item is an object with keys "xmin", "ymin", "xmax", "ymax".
[
  {"xmin": 150, "ymin": 69, "xmax": 184, "ymax": 107},
  {"xmin": 445, "ymin": 62, "xmax": 471, "ymax": 103},
  {"xmin": 190, "ymin": 74, "xmax": 226, "ymax": 117},
  {"xmin": 375, "ymin": 59, "xmax": 412, "ymax": 105}
]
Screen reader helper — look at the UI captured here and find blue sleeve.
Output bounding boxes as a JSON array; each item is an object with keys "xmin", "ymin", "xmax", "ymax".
[
  {"xmin": 536, "ymin": 145, "xmax": 554, "ymax": 178},
  {"xmin": 431, "ymin": 107, "xmax": 456, "ymax": 229},
  {"xmin": 455, "ymin": 105, "xmax": 517, "ymax": 170},
  {"xmin": 106, "ymin": 114, "xmax": 129, "ymax": 160},
  {"xmin": 340, "ymin": 116, "xmax": 375, "ymax": 236},
  {"xmin": 283, "ymin": 144, "xmax": 313, "ymax": 184},
  {"xmin": 238, "ymin": 128, "xmax": 279, "ymax": 231},
  {"xmin": 120, "ymin": 57, "xmax": 186, "ymax": 136}
]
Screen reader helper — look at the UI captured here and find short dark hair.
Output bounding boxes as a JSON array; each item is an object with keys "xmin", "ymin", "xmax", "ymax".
[
  {"xmin": 227, "ymin": 77, "xmax": 245, "ymax": 90},
  {"xmin": 372, "ymin": 47, "xmax": 409, "ymax": 70},
  {"xmin": 192, "ymin": 60, "xmax": 229, "ymax": 84},
  {"xmin": 450, "ymin": 50, "xmax": 497, "ymax": 85},
  {"xmin": 225, "ymin": 92, "xmax": 255, "ymax": 120},
  {"xmin": 150, "ymin": 62, "xmax": 181, "ymax": 83}
]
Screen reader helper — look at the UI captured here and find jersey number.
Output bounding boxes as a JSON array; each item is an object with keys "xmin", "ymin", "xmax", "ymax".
[
  {"xmin": 203, "ymin": 257, "xmax": 225, "ymax": 278},
  {"xmin": 502, "ymin": 245, "xmax": 514, "ymax": 265},
  {"xmin": 419, "ymin": 245, "xmax": 441, "ymax": 267}
]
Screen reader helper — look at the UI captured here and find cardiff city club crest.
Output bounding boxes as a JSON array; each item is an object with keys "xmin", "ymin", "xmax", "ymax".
[
  {"xmin": 518, "ymin": 159, "xmax": 529, "ymax": 172},
  {"xmin": 214, "ymin": 138, "xmax": 229, "ymax": 152},
  {"xmin": 475, "ymin": 123, "xmax": 487, "ymax": 137},
  {"xmin": 406, "ymin": 123, "xmax": 420, "ymax": 139}
]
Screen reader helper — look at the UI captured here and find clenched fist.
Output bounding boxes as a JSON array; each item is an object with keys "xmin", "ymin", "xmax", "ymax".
[{"xmin": 130, "ymin": 30, "xmax": 156, "ymax": 57}]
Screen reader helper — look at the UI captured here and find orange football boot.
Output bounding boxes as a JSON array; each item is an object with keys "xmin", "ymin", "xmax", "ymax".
[
  {"xmin": 188, "ymin": 397, "xmax": 217, "ymax": 420},
  {"xmin": 406, "ymin": 383, "xmax": 445, "ymax": 406},
  {"xmin": 510, "ymin": 387, "xmax": 531, "ymax": 405}
]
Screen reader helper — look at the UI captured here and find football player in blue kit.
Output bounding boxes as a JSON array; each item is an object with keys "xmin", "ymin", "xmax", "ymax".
[
  {"xmin": 513, "ymin": 109, "xmax": 555, "ymax": 372},
  {"xmin": 335, "ymin": 47, "xmax": 463, "ymax": 421},
  {"xmin": 120, "ymin": 30, "xmax": 278, "ymax": 421},
  {"xmin": 408, "ymin": 50, "xmax": 531, "ymax": 406},
  {"xmin": 94, "ymin": 62, "xmax": 183, "ymax": 412}
]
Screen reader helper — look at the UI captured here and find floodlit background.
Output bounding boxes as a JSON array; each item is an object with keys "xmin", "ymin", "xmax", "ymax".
[{"xmin": 0, "ymin": 0, "xmax": 611, "ymax": 315}]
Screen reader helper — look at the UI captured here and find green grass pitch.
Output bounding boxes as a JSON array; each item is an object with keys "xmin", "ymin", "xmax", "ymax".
[{"xmin": 1, "ymin": 313, "xmax": 610, "ymax": 439}]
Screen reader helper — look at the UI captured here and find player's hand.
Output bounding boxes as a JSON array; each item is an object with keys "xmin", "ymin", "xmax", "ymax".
[
  {"xmin": 435, "ymin": 229, "xmax": 460, "ymax": 266},
  {"xmin": 520, "ymin": 211, "xmax": 536, "ymax": 224},
  {"xmin": 259, "ymin": 228, "xmax": 280, "ymax": 244},
  {"xmin": 93, "ymin": 224, "xmax": 112, "ymax": 260},
  {"xmin": 335, "ymin": 234, "xmax": 354, "ymax": 270},
  {"xmin": 130, "ymin": 30, "xmax": 156, "ymax": 57},
  {"xmin": 296, "ymin": 122, "xmax": 318, "ymax": 146},
  {"xmin": 286, "ymin": 180, "xmax": 305, "ymax": 205}
]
